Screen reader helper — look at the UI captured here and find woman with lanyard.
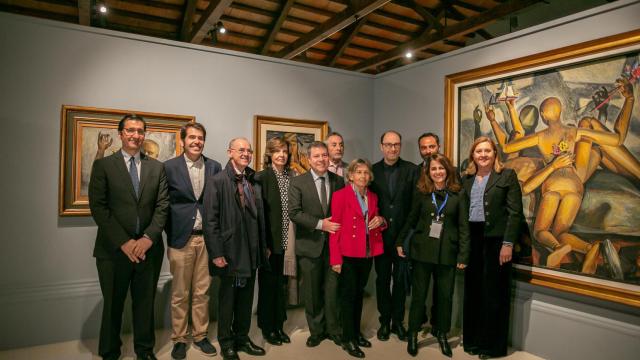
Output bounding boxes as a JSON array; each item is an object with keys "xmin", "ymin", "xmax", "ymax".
[
  {"xmin": 329, "ymin": 159, "xmax": 387, "ymax": 358},
  {"xmin": 461, "ymin": 136, "xmax": 522, "ymax": 359},
  {"xmin": 397, "ymin": 153, "xmax": 470, "ymax": 358}
]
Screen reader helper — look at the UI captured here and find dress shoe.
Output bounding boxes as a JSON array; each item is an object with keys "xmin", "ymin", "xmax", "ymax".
[
  {"xmin": 464, "ymin": 346, "xmax": 480, "ymax": 355},
  {"xmin": 277, "ymin": 329, "xmax": 291, "ymax": 343},
  {"xmin": 306, "ymin": 334, "xmax": 326, "ymax": 347},
  {"xmin": 193, "ymin": 338, "xmax": 217, "ymax": 356},
  {"xmin": 328, "ymin": 334, "xmax": 342, "ymax": 346},
  {"xmin": 136, "ymin": 354, "xmax": 157, "ymax": 360},
  {"xmin": 376, "ymin": 324, "xmax": 390, "ymax": 341},
  {"xmin": 342, "ymin": 340, "xmax": 365, "ymax": 358},
  {"xmin": 236, "ymin": 339, "xmax": 266, "ymax": 356},
  {"xmin": 357, "ymin": 335, "xmax": 371, "ymax": 348},
  {"xmin": 390, "ymin": 323, "xmax": 408, "ymax": 341},
  {"xmin": 436, "ymin": 333, "xmax": 452, "ymax": 358},
  {"xmin": 221, "ymin": 347, "xmax": 239, "ymax": 360},
  {"xmin": 407, "ymin": 332, "xmax": 418, "ymax": 357},
  {"xmin": 171, "ymin": 342, "xmax": 187, "ymax": 359},
  {"xmin": 263, "ymin": 331, "xmax": 282, "ymax": 346}
]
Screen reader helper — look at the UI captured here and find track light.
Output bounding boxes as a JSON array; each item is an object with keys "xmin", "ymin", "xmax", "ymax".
[
  {"xmin": 405, "ymin": 51, "xmax": 413, "ymax": 59},
  {"xmin": 208, "ymin": 21, "xmax": 226, "ymax": 44},
  {"xmin": 98, "ymin": 4, "xmax": 107, "ymax": 14}
]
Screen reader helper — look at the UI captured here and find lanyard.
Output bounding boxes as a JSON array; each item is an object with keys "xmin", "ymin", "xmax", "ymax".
[{"xmin": 431, "ymin": 192, "xmax": 448, "ymax": 221}]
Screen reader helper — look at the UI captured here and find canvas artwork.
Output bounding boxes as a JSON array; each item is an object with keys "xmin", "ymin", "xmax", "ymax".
[
  {"xmin": 445, "ymin": 30, "xmax": 640, "ymax": 306},
  {"xmin": 254, "ymin": 115, "xmax": 328, "ymax": 172}
]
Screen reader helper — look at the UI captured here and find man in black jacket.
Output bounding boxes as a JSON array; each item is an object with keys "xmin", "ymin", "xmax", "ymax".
[
  {"xmin": 203, "ymin": 137, "xmax": 268, "ymax": 360},
  {"xmin": 370, "ymin": 131, "xmax": 418, "ymax": 342}
]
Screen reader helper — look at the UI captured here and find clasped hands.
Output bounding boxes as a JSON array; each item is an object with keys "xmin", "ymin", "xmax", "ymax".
[
  {"xmin": 396, "ymin": 246, "xmax": 467, "ymax": 269},
  {"xmin": 321, "ymin": 215, "xmax": 385, "ymax": 234},
  {"xmin": 120, "ymin": 236, "xmax": 153, "ymax": 263}
]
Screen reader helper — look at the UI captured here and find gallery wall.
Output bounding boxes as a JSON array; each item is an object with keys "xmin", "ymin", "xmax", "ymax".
[
  {"xmin": 373, "ymin": 0, "xmax": 640, "ymax": 359},
  {"xmin": 0, "ymin": 13, "xmax": 373, "ymax": 349}
]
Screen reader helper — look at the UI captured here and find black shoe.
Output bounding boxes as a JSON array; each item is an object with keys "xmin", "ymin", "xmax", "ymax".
[
  {"xmin": 137, "ymin": 354, "xmax": 157, "ymax": 360},
  {"xmin": 221, "ymin": 347, "xmax": 239, "ymax": 360},
  {"xmin": 277, "ymin": 329, "xmax": 291, "ymax": 343},
  {"xmin": 306, "ymin": 334, "xmax": 326, "ymax": 347},
  {"xmin": 407, "ymin": 332, "xmax": 418, "ymax": 357},
  {"xmin": 342, "ymin": 340, "xmax": 365, "ymax": 358},
  {"xmin": 356, "ymin": 335, "xmax": 371, "ymax": 348},
  {"xmin": 436, "ymin": 333, "xmax": 452, "ymax": 358},
  {"xmin": 328, "ymin": 334, "xmax": 342, "ymax": 346},
  {"xmin": 171, "ymin": 342, "xmax": 187, "ymax": 360},
  {"xmin": 391, "ymin": 323, "xmax": 408, "ymax": 341},
  {"xmin": 465, "ymin": 346, "xmax": 480, "ymax": 355},
  {"xmin": 236, "ymin": 339, "xmax": 266, "ymax": 356},
  {"xmin": 263, "ymin": 331, "xmax": 282, "ymax": 346},
  {"xmin": 376, "ymin": 324, "xmax": 390, "ymax": 341},
  {"xmin": 193, "ymin": 338, "xmax": 217, "ymax": 356}
]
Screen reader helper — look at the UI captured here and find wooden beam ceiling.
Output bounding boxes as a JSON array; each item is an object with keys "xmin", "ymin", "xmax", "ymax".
[
  {"xmin": 274, "ymin": 0, "xmax": 393, "ymax": 59},
  {"xmin": 350, "ymin": 0, "xmax": 542, "ymax": 71},
  {"xmin": 261, "ymin": 0, "xmax": 295, "ymax": 55},
  {"xmin": 179, "ymin": 0, "xmax": 197, "ymax": 41},
  {"xmin": 189, "ymin": 0, "xmax": 234, "ymax": 43},
  {"xmin": 326, "ymin": 18, "xmax": 368, "ymax": 66},
  {"xmin": 77, "ymin": 0, "xmax": 90, "ymax": 26}
]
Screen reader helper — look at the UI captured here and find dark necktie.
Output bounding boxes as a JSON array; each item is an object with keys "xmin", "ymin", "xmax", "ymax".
[
  {"xmin": 129, "ymin": 156, "xmax": 140, "ymax": 234},
  {"xmin": 319, "ymin": 176, "xmax": 327, "ymax": 215}
]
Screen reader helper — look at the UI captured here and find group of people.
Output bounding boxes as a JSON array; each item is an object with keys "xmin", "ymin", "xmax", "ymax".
[{"xmin": 89, "ymin": 115, "xmax": 523, "ymax": 360}]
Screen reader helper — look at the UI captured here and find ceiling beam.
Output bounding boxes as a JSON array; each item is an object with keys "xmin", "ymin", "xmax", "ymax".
[
  {"xmin": 189, "ymin": 0, "xmax": 234, "ymax": 43},
  {"xmin": 452, "ymin": 0, "xmax": 487, "ymax": 13},
  {"xmin": 274, "ymin": 0, "xmax": 392, "ymax": 59},
  {"xmin": 326, "ymin": 18, "xmax": 367, "ymax": 66},
  {"xmin": 261, "ymin": 0, "xmax": 295, "ymax": 55},
  {"xmin": 179, "ymin": 0, "xmax": 197, "ymax": 41},
  {"xmin": 409, "ymin": 1, "xmax": 444, "ymax": 33},
  {"xmin": 78, "ymin": 0, "xmax": 91, "ymax": 26},
  {"xmin": 476, "ymin": 28, "xmax": 493, "ymax": 40},
  {"xmin": 350, "ymin": 0, "xmax": 541, "ymax": 71}
]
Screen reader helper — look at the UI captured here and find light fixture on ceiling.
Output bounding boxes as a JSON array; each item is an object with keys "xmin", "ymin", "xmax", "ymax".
[
  {"xmin": 405, "ymin": 51, "xmax": 413, "ymax": 59},
  {"xmin": 208, "ymin": 21, "xmax": 226, "ymax": 44},
  {"xmin": 98, "ymin": 4, "xmax": 107, "ymax": 14}
]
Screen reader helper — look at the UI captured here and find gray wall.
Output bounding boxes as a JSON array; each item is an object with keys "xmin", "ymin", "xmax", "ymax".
[
  {"xmin": 0, "ymin": 13, "xmax": 373, "ymax": 349},
  {"xmin": 373, "ymin": 1, "xmax": 640, "ymax": 359}
]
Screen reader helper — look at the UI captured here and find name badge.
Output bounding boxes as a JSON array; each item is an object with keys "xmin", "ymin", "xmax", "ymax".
[{"xmin": 429, "ymin": 220, "xmax": 443, "ymax": 239}]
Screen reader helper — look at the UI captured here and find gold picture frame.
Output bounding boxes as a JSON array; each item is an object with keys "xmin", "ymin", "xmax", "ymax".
[
  {"xmin": 253, "ymin": 115, "xmax": 328, "ymax": 172},
  {"xmin": 444, "ymin": 29, "xmax": 640, "ymax": 307},
  {"xmin": 59, "ymin": 105, "xmax": 194, "ymax": 216}
]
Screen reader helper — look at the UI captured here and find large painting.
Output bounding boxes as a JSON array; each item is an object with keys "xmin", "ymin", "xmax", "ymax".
[
  {"xmin": 445, "ymin": 30, "xmax": 640, "ymax": 307},
  {"xmin": 253, "ymin": 115, "xmax": 328, "ymax": 173},
  {"xmin": 59, "ymin": 105, "xmax": 194, "ymax": 216}
]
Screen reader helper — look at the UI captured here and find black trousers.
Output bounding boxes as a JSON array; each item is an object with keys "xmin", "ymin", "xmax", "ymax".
[
  {"xmin": 257, "ymin": 253, "xmax": 287, "ymax": 333},
  {"xmin": 407, "ymin": 261, "xmax": 455, "ymax": 334},
  {"xmin": 298, "ymin": 245, "xmax": 341, "ymax": 337},
  {"xmin": 218, "ymin": 273, "xmax": 256, "ymax": 350},
  {"xmin": 374, "ymin": 248, "xmax": 406, "ymax": 326},
  {"xmin": 96, "ymin": 251, "xmax": 162, "ymax": 359},
  {"xmin": 340, "ymin": 256, "xmax": 373, "ymax": 342},
  {"xmin": 463, "ymin": 222, "xmax": 512, "ymax": 357}
]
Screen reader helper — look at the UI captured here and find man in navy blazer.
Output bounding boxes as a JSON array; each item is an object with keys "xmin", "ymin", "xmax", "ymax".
[{"xmin": 164, "ymin": 123, "xmax": 221, "ymax": 360}]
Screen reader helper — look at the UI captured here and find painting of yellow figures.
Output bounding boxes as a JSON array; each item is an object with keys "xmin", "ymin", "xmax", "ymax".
[{"xmin": 456, "ymin": 48, "xmax": 640, "ymax": 289}]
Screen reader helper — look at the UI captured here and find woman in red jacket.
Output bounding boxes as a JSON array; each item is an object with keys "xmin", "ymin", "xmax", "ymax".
[{"xmin": 330, "ymin": 158, "xmax": 387, "ymax": 358}]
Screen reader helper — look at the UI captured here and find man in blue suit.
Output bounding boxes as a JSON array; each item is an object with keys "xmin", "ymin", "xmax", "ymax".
[{"xmin": 164, "ymin": 123, "xmax": 221, "ymax": 360}]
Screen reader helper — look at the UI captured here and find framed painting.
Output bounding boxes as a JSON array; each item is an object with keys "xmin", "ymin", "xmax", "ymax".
[
  {"xmin": 59, "ymin": 105, "xmax": 194, "ymax": 216},
  {"xmin": 444, "ymin": 29, "xmax": 640, "ymax": 307},
  {"xmin": 253, "ymin": 115, "xmax": 329, "ymax": 173}
]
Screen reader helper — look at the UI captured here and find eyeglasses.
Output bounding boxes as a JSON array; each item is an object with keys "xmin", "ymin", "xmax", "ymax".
[
  {"xmin": 122, "ymin": 128, "xmax": 145, "ymax": 135},
  {"xmin": 382, "ymin": 143, "xmax": 401, "ymax": 149},
  {"xmin": 230, "ymin": 148, "xmax": 254, "ymax": 154}
]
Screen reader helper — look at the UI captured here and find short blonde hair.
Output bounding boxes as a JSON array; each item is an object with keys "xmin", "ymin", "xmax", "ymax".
[
  {"xmin": 263, "ymin": 136, "xmax": 290, "ymax": 168},
  {"xmin": 346, "ymin": 158, "xmax": 374, "ymax": 185},
  {"xmin": 463, "ymin": 136, "xmax": 504, "ymax": 175}
]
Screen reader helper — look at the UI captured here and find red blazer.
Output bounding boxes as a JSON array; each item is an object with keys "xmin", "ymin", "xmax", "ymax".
[{"xmin": 329, "ymin": 186, "xmax": 387, "ymax": 265}]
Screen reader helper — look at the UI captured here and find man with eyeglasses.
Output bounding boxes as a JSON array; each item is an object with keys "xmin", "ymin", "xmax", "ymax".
[
  {"xmin": 89, "ymin": 114, "xmax": 169, "ymax": 360},
  {"xmin": 370, "ymin": 130, "xmax": 418, "ymax": 342},
  {"xmin": 203, "ymin": 138, "xmax": 268, "ymax": 360}
]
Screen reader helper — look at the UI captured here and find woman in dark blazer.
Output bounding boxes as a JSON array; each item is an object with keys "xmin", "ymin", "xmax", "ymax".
[
  {"xmin": 461, "ymin": 136, "xmax": 523, "ymax": 359},
  {"xmin": 397, "ymin": 153, "xmax": 469, "ymax": 358},
  {"xmin": 329, "ymin": 159, "xmax": 387, "ymax": 359},
  {"xmin": 255, "ymin": 136, "xmax": 294, "ymax": 346}
]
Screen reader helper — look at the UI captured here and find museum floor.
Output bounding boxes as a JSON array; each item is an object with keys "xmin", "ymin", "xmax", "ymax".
[{"xmin": 0, "ymin": 294, "xmax": 543, "ymax": 360}]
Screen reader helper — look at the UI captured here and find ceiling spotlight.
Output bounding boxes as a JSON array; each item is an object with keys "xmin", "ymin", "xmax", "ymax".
[
  {"xmin": 99, "ymin": 4, "xmax": 107, "ymax": 14},
  {"xmin": 216, "ymin": 21, "xmax": 226, "ymax": 34},
  {"xmin": 405, "ymin": 51, "xmax": 413, "ymax": 59}
]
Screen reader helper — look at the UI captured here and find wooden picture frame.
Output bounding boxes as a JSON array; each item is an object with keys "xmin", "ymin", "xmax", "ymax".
[
  {"xmin": 253, "ymin": 115, "xmax": 328, "ymax": 172},
  {"xmin": 59, "ymin": 105, "xmax": 194, "ymax": 216},
  {"xmin": 444, "ymin": 29, "xmax": 640, "ymax": 307}
]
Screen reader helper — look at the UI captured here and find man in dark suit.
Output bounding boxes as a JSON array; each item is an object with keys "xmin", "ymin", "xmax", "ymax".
[
  {"xmin": 89, "ymin": 114, "xmax": 169, "ymax": 360},
  {"xmin": 288, "ymin": 141, "xmax": 345, "ymax": 347},
  {"xmin": 164, "ymin": 123, "xmax": 221, "ymax": 359},
  {"xmin": 204, "ymin": 137, "xmax": 268, "ymax": 360},
  {"xmin": 326, "ymin": 131, "xmax": 348, "ymax": 180},
  {"xmin": 417, "ymin": 132, "xmax": 441, "ymax": 168},
  {"xmin": 370, "ymin": 130, "xmax": 418, "ymax": 342}
]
